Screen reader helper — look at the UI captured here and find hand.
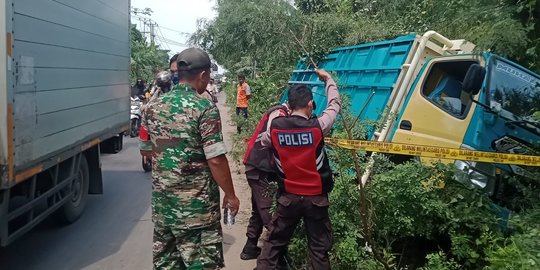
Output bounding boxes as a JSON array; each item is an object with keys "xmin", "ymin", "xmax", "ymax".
[
  {"xmin": 315, "ymin": 69, "xmax": 332, "ymax": 82},
  {"xmin": 222, "ymin": 194, "xmax": 240, "ymax": 216}
]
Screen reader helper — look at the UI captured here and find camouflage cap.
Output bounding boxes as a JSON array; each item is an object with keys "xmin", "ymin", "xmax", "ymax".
[{"xmin": 177, "ymin": 48, "xmax": 211, "ymax": 71}]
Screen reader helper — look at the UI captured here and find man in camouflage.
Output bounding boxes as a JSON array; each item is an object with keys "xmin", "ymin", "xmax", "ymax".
[{"xmin": 140, "ymin": 48, "xmax": 240, "ymax": 270}]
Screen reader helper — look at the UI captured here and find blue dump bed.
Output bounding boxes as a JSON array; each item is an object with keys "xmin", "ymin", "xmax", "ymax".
[{"xmin": 286, "ymin": 35, "xmax": 416, "ymax": 122}]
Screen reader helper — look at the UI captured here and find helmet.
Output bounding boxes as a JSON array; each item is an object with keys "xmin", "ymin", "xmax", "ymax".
[
  {"xmin": 156, "ymin": 71, "xmax": 172, "ymax": 84},
  {"xmin": 155, "ymin": 71, "xmax": 172, "ymax": 93}
]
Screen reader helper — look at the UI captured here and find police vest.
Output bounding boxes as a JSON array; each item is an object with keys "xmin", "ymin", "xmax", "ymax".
[
  {"xmin": 270, "ymin": 115, "xmax": 333, "ymax": 196},
  {"xmin": 243, "ymin": 105, "xmax": 288, "ymax": 173}
]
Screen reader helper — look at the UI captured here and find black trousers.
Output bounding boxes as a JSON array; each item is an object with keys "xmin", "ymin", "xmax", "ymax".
[
  {"xmin": 236, "ymin": 107, "xmax": 248, "ymax": 133},
  {"xmin": 246, "ymin": 173, "xmax": 275, "ymax": 240},
  {"xmin": 257, "ymin": 193, "xmax": 333, "ymax": 270}
]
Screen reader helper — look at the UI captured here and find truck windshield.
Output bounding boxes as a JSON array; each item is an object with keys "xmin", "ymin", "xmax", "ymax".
[{"xmin": 489, "ymin": 59, "xmax": 540, "ymax": 125}]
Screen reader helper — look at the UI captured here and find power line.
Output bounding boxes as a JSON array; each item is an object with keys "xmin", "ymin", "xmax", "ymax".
[
  {"xmin": 155, "ymin": 26, "xmax": 172, "ymax": 51},
  {"xmin": 131, "ymin": 11, "xmax": 190, "ymax": 51},
  {"xmin": 131, "ymin": 12, "xmax": 191, "ymax": 37},
  {"xmin": 159, "ymin": 25, "xmax": 192, "ymax": 36}
]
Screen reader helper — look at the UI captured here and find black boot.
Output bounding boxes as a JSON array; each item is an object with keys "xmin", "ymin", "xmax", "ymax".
[{"xmin": 240, "ymin": 238, "xmax": 261, "ymax": 260}]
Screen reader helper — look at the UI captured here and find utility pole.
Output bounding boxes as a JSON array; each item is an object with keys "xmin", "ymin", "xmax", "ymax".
[
  {"xmin": 149, "ymin": 22, "xmax": 156, "ymax": 45},
  {"xmin": 131, "ymin": 8, "xmax": 156, "ymax": 45}
]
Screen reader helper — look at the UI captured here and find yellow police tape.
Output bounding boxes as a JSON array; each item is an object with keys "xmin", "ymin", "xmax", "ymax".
[{"xmin": 324, "ymin": 138, "xmax": 540, "ymax": 167}]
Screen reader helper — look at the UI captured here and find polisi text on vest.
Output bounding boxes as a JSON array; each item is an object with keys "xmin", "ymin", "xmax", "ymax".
[{"xmin": 277, "ymin": 132, "xmax": 314, "ymax": 147}]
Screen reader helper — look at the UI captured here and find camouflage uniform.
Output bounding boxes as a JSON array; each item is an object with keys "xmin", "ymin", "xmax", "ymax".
[{"xmin": 141, "ymin": 83, "xmax": 227, "ymax": 270}]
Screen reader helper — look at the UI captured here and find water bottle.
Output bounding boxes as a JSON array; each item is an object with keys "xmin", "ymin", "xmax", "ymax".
[{"xmin": 223, "ymin": 204, "xmax": 235, "ymax": 226}]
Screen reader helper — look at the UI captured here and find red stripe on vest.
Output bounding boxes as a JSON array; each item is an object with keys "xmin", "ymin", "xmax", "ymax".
[{"xmin": 243, "ymin": 113, "xmax": 269, "ymax": 165}]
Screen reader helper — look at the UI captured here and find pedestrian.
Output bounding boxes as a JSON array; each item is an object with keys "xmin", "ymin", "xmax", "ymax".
[
  {"xmin": 207, "ymin": 79, "xmax": 218, "ymax": 103},
  {"xmin": 236, "ymin": 74, "xmax": 251, "ymax": 133},
  {"xmin": 169, "ymin": 53, "xmax": 180, "ymax": 86},
  {"xmin": 256, "ymin": 69, "xmax": 341, "ymax": 270},
  {"xmin": 135, "ymin": 79, "xmax": 146, "ymax": 96},
  {"xmin": 139, "ymin": 51, "xmax": 178, "ymax": 154},
  {"xmin": 240, "ymin": 103, "xmax": 289, "ymax": 262},
  {"xmin": 141, "ymin": 47, "xmax": 240, "ymax": 270},
  {"xmin": 145, "ymin": 71, "xmax": 172, "ymax": 106}
]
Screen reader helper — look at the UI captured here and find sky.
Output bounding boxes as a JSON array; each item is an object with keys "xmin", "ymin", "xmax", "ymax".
[{"xmin": 130, "ymin": 0, "xmax": 217, "ymax": 56}]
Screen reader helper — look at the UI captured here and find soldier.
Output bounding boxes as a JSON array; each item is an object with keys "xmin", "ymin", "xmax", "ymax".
[{"xmin": 141, "ymin": 48, "xmax": 240, "ymax": 270}]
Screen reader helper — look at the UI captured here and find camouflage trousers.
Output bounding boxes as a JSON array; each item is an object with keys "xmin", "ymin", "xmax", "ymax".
[{"xmin": 153, "ymin": 221, "xmax": 225, "ymax": 270}]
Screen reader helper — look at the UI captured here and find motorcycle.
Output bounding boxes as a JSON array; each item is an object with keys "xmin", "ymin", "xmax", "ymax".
[{"xmin": 130, "ymin": 96, "xmax": 142, "ymax": 137}]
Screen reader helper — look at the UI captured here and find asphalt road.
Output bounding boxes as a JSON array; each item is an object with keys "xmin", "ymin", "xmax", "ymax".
[{"xmin": 0, "ymin": 137, "xmax": 153, "ymax": 270}]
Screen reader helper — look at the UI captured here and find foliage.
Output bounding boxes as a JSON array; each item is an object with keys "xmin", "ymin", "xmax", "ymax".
[
  {"xmin": 484, "ymin": 208, "xmax": 540, "ymax": 269},
  {"xmin": 369, "ymin": 162, "xmax": 503, "ymax": 268},
  {"xmin": 191, "ymin": 0, "xmax": 367, "ymax": 80},
  {"xmin": 193, "ymin": 0, "xmax": 539, "ymax": 75},
  {"xmin": 420, "ymin": 252, "xmax": 461, "ymax": 270},
  {"xmin": 130, "ymin": 25, "xmax": 169, "ymax": 84}
]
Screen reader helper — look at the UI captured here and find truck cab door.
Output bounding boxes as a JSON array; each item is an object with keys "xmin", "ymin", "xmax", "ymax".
[{"xmin": 391, "ymin": 56, "xmax": 483, "ymax": 155}]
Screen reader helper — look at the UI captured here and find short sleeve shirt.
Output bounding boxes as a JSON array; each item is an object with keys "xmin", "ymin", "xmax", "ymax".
[
  {"xmin": 142, "ymin": 83, "xmax": 227, "ymax": 229},
  {"xmin": 236, "ymin": 82, "xmax": 251, "ymax": 108}
]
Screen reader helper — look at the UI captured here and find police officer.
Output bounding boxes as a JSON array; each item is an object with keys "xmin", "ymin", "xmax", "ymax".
[
  {"xmin": 141, "ymin": 47, "xmax": 240, "ymax": 269},
  {"xmin": 256, "ymin": 69, "xmax": 340, "ymax": 270}
]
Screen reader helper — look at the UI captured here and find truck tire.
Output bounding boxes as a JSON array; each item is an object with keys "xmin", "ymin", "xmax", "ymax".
[
  {"xmin": 100, "ymin": 135, "xmax": 123, "ymax": 154},
  {"xmin": 55, "ymin": 154, "xmax": 90, "ymax": 224}
]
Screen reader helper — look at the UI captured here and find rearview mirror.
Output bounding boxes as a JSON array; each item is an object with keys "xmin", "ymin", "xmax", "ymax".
[{"xmin": 463, "ymin": 64, "xmax": 486, "ymax": 95}]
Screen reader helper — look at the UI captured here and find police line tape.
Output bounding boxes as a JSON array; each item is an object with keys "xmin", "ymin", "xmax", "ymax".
[{"xmin": 324, "ymin": 138, "xmax": 540, "ymax": 167}]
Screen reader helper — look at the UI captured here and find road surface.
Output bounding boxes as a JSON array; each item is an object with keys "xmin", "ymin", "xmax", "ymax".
[
  {"xmin": 0, "ymin": 93, "xmax": 256, "ymax": 270},
  {"xmin": 0, "ymin": 137, "xmax": 153, "ymax": 270}
]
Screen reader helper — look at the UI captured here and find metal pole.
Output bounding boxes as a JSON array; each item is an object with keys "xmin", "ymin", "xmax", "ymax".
[{"xmin": 150, "ymin": 23, "xmax": 156, "ymax": 45}]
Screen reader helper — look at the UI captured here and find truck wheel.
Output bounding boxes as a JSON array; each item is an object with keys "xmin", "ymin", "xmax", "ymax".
[{"xmin": 55, "ymin": 154, "xmax": 90, "ymax": 224}]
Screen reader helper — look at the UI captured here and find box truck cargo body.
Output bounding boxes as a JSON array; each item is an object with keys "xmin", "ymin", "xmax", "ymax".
[{"xmin": 0, "ymin": 0, "xmax": 130, "ymax": 246}]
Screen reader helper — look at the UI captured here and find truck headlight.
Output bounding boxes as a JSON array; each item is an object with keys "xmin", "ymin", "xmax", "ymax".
[{"xmin": 454, "ymin": 160, "xmax": 495, "ymax": 195}]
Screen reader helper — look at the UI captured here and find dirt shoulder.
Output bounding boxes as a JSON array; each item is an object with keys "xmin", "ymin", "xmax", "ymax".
[{"xmin": 217, "ymin": 92, "xmax": 256, "ymax": 270}]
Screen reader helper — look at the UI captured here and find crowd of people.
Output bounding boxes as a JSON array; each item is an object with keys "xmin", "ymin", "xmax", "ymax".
[{"xmin": 139, "ymin": 47, "xmax": 341, "ymax": 270}]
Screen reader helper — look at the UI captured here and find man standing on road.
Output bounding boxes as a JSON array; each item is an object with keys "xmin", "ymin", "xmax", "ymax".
[
  {"xmin": 140, "ymin": 53, "xmax": 179, "ymax": 159},
  {"xmin": 256, "ymin": 69, "xmax": 341, "ymax": 270},
  {"xmin": 236, "ymin": 74, "xmax": 251, "ymax": 133},
  {"xmin": 141, "ymin": 48, "xmax": 240, "ymax": 270}
]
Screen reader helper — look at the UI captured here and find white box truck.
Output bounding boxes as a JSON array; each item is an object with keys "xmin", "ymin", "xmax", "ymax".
[{"xmin": 0, "ymin": 0, "xmax": 130, "ymax": 246}]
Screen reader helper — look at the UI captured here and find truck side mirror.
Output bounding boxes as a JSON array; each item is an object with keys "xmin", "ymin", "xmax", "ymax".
[{"xmin": 463, "ymin": 64, "xmax": 486, "ymax": 96}]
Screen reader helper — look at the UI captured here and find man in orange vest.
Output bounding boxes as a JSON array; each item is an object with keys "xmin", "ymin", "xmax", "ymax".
[{"xmin": 236, "ymin": 74, "xmax": 251, "ymax": 133}]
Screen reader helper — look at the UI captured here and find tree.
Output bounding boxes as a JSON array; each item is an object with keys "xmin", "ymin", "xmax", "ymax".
[
  {"xmin": 130, "ymin": 24, "xmax": 169, "ymax": 84},
  {"xmin": 295, "ymin": 0, "xmax": 330, "ymax": 14}
]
